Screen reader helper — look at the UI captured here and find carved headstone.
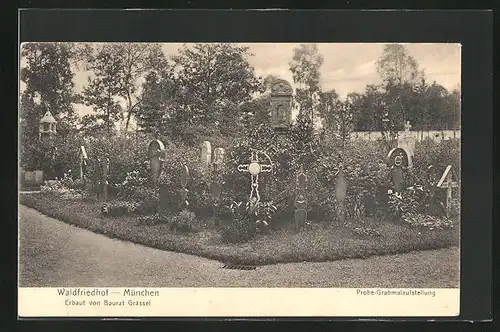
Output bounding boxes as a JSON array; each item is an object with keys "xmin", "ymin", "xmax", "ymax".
[
  {"xmin": 294, "ymin": 167, "xmax": 308, "ymax": 230},
  {"xmin": 148, "ymin": 139, "xmax": 166, "ymax": 188},
  {"xmin": 200, "ymin": 141, "xmax": 212, "ymax": 170},
  {"xmin": 270, "ymin": 79, "xmax": 293, "ymax": 133},
  {"xmin": 387, "ymin": 147, "xmax": 412, "ymax": 192},
  {"xmin": 335, "ymin": 169, "xmax": 347, "ymax": 223}
]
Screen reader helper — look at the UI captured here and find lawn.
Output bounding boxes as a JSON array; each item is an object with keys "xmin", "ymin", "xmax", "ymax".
[{"xmin": 19, "ymin": 193, "xmax": 459, "ymax": 266}]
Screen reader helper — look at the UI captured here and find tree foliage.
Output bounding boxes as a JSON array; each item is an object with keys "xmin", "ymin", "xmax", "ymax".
[
  {"xmin": 152, "ymin": 43, "xmax": 262, "ymax": 144},
  {"xmin": 20, "ymin": 43, "xmax": 83, "ymax": 169},
  {"xmin": 289, "ymin": 44, "xmax": 324, "ymax": 125},
  {"xmin": 376, "ymin": 44, "xmax": 421, "ymax": 86},
  {"xmin": 81, "ymin": 43, "xmax": 167, "ymax": 134}
]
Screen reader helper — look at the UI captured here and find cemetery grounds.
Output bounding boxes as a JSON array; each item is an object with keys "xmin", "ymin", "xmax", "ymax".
[{"xmin": 19, "ymin": 127, "xmax": 460, "ymax": 274}]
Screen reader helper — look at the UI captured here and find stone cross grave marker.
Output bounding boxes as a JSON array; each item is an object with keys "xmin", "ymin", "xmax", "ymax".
[
  {"xmin": 180, "ymin": 165, "xmax": 190, "ymax": 210},
  {"xmin": 237, "ymin": 150, "xmax": 273, "ymax": 206},
  {"xmin": 437, "ymin": 165, "xmax": 459, "ymax": 217},
  {"xmin": 294, "ymin": 166, "xmax": 308, "ymax": 230},
  {"xmin": 78, "ymin": 145, "xmax": 88, "ymax": 184},
  {"xmin": 147, "ymin": 139, "xmax": 166, "ymax": 189},
  {"xmin": 200, "ymin": 141, "xmax": 212, "ymax": 170},
  {"xmin": 335, "ymin": 168, "xmax": 347, "ymax": 223},
  {"xmin": 398, "ymin": 121, "xmax": 416, "ymax": 161}
]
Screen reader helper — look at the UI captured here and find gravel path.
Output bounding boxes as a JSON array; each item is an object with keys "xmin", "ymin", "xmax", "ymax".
[{"xmin": 19, "ymin": 205, "xmax": 460, "ymax": 288}]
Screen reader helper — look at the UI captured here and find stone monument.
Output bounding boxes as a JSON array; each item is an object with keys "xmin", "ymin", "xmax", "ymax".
[{"xmin": 270, "ymin": 79, "xmax": 293, "ymax": 134}]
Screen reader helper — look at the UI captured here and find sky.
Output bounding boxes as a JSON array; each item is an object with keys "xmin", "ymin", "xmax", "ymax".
[{"xmin": 21, "ymin": 43, "xmax": 461, "ymax": 123}]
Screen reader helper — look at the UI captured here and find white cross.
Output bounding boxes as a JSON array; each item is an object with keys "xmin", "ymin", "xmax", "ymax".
[
  {"xmin": 404, "ymin": 121, "xmax": 412, "ymax": 133},
  {"xmin": 237, "ymin": 150, "xmax": 273, "ymax": 204}
]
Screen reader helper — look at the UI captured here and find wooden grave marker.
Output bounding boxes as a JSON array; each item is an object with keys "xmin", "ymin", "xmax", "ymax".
[
  {"xmin": 294, "ymin": 166, "xmax": 308, "ymax": 230},
  {"xmin": 436, "ymin": 165, "xmax": 459, "ymax": 217}
]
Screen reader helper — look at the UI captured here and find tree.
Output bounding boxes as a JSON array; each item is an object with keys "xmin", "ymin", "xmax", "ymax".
[
  {"xmin": 134, "ymin": 69, "xmax": 177, "ymax": 133},
  {"xmin": 81, "ymin": 43, "xmax": 167, "ymax": 134},
  {"xmin": 376, "ymin": 44, "xmax": 423, "ymax": 132},
  {"xmin": 289, "ymin": 44, "xmax": 324, "ymax": 124},
  {"xmin": 20, "ymin": 43, "xmax": 83, "ymax": 168},
  {"xmin": 317, "ymin": 90, "xmax": 341, "ymax": 131},
  {"xmin": 168, "ymin": 43, "xmax": 262, "ymax": 143},
  {"xmin": 376, "ymin": 44, "xmax": 421, "ymax": 86}
]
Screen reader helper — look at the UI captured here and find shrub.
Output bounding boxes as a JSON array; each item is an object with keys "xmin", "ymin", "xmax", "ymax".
[
  {"xmin": 402, "ymin": 213, "xmax": 454, "ymax": 230},
  {"xmin": 137, "ymin": 213, "xmax": 168, "ymax": 226},
  {"xmin": 218, "ymin": 199, "xmax": 258, "ymax": 243},
  {"xmin": 101, "ymin": 201, "xmax": 141, "ymax": 217},
  {"xmin": 219, "ymin": 215, "xmax": 257, "ymax": 243},
  {"xmin": 168, "ymin": 210, "xmax": 200, "ymax": 233}
]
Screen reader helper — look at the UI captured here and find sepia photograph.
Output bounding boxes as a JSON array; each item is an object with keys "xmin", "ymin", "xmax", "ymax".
[{"xmin": 18, "ymin": 41, "xmax": 461, "ymax": 316}]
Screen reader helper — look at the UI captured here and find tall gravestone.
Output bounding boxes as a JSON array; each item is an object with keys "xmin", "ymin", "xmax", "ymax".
[
  {"xmin": 147, "ymin": 139, "xmax": 166, "ymax": 189},
  {"xmin": 294, "ymin": 166, "xmax": 308, "ymax": 230},
  {"xmin": 335, "ymin": 168, "xmax": 347, "ymax": 223},
  {"xmin": 210, "ymin": 147, "xmax": 225, "ymax": 218},
  {"xmin": 200, "ymin": 141, "xmax": 212, "ymax": 171},
  {"xmin": 212, "ymin": 147, "xmax": 225, "ymax": 172},
  {"xmin": 95, "ymin": 156, "xmax": 109, "ymax": 200},
  {"xmin": 270, "ymin": 79, "xmax": 293, "ymax": 134},
  {"xmin": 180, "ymin": 165, "xmax": 190, "ymax": 210}
]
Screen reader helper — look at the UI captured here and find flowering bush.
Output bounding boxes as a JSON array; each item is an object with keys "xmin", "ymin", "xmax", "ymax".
[
  {"xmin": 402, "ymin": 213, "xmax": 454, "ymax": 230},
  {"xmin": 100, "ymin": 201, "xmax": 142, "ymax": 217},
  {"xmin": 40, "ymin": 178, "xmax": 84, "ymax": 200}
]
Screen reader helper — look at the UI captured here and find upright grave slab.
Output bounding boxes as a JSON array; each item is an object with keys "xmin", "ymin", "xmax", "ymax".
[
  {"xmin": 335, "ymin": 168, "xmax": 347, "ymax": 223},
  {"xmin": 179, "ymin": 165, "xmax": 190, "ymax": 210},
  {"xmin": 210, "ymin": 147, "xmax": 225, "ymax": 217},
  {"xmin": 93, "ymin": 156, "xmax": 109, "ymax": 200},
  {"xmin": 147, "ymin": 138, "xmax": 166, "ymax": 189},
  {"xmin": 213, "ymin": 147, "xmax": 225, "ymax": 173},
  {"xmin": 200, "ymin": 141, "xmax": 212, "ymax": 171}
]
